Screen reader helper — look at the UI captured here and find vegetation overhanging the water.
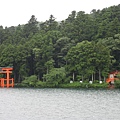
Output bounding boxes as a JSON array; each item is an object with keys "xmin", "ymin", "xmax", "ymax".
[
  {"xmin": 0, "ymin": 4, "xmax": 120, "ymax": 88},
  {"xmin": 15, "ymin": 75, "xmax": 120, "ymax": 89}
]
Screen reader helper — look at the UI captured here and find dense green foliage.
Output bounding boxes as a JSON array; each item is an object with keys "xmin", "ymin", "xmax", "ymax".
[{"xmin": 0, "ymin": 4, "xmax": 120, "ymax": 87}]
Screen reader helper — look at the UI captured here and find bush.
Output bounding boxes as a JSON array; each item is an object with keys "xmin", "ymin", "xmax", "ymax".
[
  {"xmin": 20, "ymin": 75, "xmax": 38, "ymax": 87},
  {"xmin": 43, "ymin": 67, "xmax": 66, "ymax": 84},
  {"xmin": 115, "ymin": 80, "xmax": 120, "ymax": 88},
  {"xmin": 36, "ymin": 81, "xmax": 46, "ymax": 87},
  {"xmin": 59, "ymin": 81, "xmax": 108, "ymax": 88}
]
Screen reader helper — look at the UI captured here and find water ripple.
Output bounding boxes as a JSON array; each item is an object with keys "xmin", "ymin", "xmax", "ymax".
[{"xmin": 0, "ymin": 88, "xmax": 120, "ymax": 120}]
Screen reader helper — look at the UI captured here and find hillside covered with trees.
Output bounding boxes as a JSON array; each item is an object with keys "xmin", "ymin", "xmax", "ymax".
[{"xmin": 0, "ymin": 4, "xmax": 120, "ymax": 87}]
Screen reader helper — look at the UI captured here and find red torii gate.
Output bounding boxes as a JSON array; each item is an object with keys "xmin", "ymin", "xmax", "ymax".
[{"xmin": 0, "ymin": 67, "xmax": 14, "ymax": 88}]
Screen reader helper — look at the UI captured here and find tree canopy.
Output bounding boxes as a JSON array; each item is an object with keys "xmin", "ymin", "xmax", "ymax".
[{"xmin": 0, "ymin": 4, "xmax": 120, "ymax": 84}]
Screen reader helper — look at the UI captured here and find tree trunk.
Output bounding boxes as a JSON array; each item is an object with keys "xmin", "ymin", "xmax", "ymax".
[
  {"xmin": 99, "ymin": 69, "xmax": 101, "ymax": 81},
  {"xmin": 14, "ymin": 73, "xmax": 17, "ymax": 83},
  {"xmin": 94, "ymin": 72, "xmax": 95, "ymax": 81},
  {"xmin": 18, "ymin": 74, "xmax": 21, "ymax": 83},
  {"xmin": 104, "ymin": 76, "xmax": 106, "ymax": 82},
  {"xmin": 82, "ymin": 75, "xmax": 84, "ymax": 81},
  {"xmin": 92, "ymin": 73, "xmax": 94, "ymax": 82},
  {"xmin": 73, "ymin": 72, "xmax": 75, "ymax": 81},
  {"xmin": 47, "ymin": 66, "xmax": 48, "ymax": 74},
  {"xmin": 38, "ymin": 73, "xmax": 40, "ymax": 81}
]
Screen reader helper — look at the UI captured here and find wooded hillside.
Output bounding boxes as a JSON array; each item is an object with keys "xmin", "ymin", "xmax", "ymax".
[{"xmin": 0, "ymin": 4, "xmax": 120, "ymax": 84}]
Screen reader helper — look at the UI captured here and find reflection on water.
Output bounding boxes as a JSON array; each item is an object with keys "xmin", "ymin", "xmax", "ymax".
[{"xmin": 0, "ymin": 88, "xmax": 120, "ymax": 120}]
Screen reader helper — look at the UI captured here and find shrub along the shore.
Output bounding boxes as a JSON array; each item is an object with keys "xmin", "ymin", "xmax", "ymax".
[
  {"xmin": 18, "ymin": 75, "xmax": 108, "ymax": 88},
  {"xmin": 114, "ymin": 80, "xmax": 120, "ymax": 88}
]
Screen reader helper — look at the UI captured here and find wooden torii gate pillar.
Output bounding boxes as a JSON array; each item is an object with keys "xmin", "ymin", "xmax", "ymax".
[{"xmin": 0, "ymin": 67, "xmax": 14, "ymax": 88}]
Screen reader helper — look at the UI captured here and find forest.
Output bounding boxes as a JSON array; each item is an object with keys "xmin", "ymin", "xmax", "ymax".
[{"xmin": 0, "ymin": 4, "xmax": 120, "ymax": 87}]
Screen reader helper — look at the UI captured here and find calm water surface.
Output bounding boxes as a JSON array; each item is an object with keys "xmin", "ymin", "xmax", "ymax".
[{"xmin": 0, "ymin": 88, "xmax": 120, "ymax": 120}]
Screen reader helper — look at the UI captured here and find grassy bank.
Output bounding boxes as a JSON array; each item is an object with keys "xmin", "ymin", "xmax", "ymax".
[
  {"xmin": 59, "ymin": 82, "xmax": 108, "ymax": 88},
  {"xmin": 16, "ymin": 81, "xmax": 108, "ymax": 89}
]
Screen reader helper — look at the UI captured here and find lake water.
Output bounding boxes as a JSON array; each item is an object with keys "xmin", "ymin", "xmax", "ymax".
[{"xmin": 0, "ymin": 88, "xmax": 120, "ymax": 120}]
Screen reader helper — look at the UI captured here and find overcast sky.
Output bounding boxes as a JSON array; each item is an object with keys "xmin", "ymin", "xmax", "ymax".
[{"xmin": 0, "ymin": 0, "xmax": 120, "ymax": 27}]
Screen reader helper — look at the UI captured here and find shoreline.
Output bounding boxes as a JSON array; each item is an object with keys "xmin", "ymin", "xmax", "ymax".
[{"xmin": 15, "ymin": 82, "xmax": 111, "ymax": 89}]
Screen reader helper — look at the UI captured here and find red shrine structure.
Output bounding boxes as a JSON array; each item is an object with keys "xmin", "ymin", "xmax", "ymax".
[
  {"xmin": 0, "ymin": 67, "xmax": 14, "ymax": 88},
  {"xmin": 106, "ymin": 71, "xmax": 120, "ymax": 84}
]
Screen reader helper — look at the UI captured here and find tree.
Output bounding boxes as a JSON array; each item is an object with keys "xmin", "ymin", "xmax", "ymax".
[
  {"xmin": 99, "ymin": 34, "xmax": 120, "ymax": 70},
  {"xmin": 54, "ymin": 37, "xmax": 74, "ymax": 67},
  {"xmin": 45, "ymin": 59, "xmax": 54, "ymax": 74},
  {"xmin": 23, "ymin": 15, "xmax": 39, "ymax": 38},
  {"xmin": 94, "ymin": 42, "xmax": 111, "ymax": 81},
  {"xmin": 40, "ymin": 15, "xmax": 58, "ymax": 31},
  {"xmin": 43, "ymin": 67, "xmax": 66, "ymax": 85},
  {"xmin": 66, "ymin": 41, "xmax": 111, "ymax": 81}
]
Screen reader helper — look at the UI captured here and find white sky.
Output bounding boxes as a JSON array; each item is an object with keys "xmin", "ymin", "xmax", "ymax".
[{"xmin": 0, "ymin": 0, "xmax": 120, "ymax": 27}]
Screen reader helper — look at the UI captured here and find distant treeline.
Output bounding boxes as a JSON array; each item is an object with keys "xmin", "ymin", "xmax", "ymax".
[{"xmin": 0, "ymin": 4, "xmax": 120, "ymax": 84}]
